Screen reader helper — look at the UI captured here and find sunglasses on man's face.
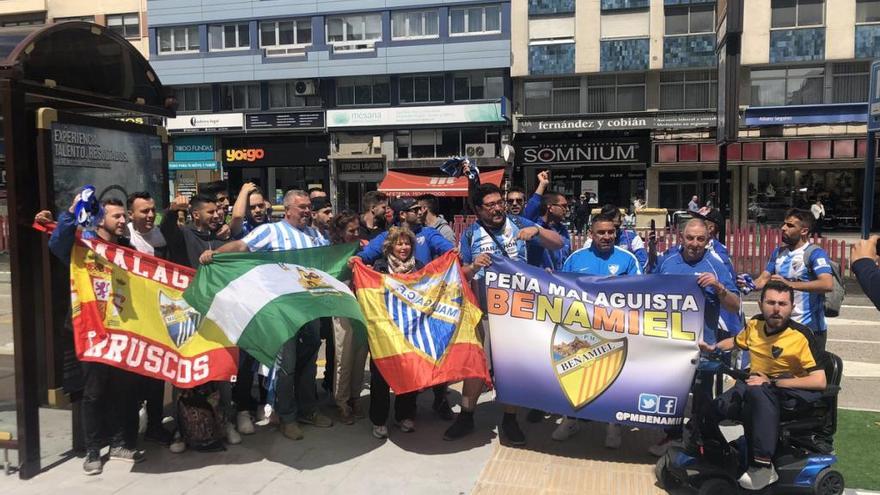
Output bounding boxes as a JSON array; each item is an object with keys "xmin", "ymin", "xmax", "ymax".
[{"xmin": 507, "ymin": 198, "xmax": 524, "ymax": 205}]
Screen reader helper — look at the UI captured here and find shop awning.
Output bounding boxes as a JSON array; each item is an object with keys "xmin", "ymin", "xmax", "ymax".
[{"xmin": 378, "ymin": 169, "xmax": 505, "ymax": 197}]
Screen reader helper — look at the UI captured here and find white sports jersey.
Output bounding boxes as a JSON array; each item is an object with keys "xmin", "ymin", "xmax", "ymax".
[{"xmin": 766, "ymin": 243, "xmax": 833, "ymax": 333}]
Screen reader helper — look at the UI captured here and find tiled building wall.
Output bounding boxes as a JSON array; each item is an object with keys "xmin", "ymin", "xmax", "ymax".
[
  {"xmin": 663, "ymin": 33, "xmax": 715, "ymax": 68},
  {"xmin": 769, "ymin": 27, "xmax": 826, "ymax": 63},
  {"xmin": 529, "ymin": 42, "xmax": 576, "ymax": 74},
  {"xmin": 855, "ymin": 24, "xmax": 880, "ymax": 60},
  {"xmin": 600, "ymin": 0, "xmax": 649, "ymax": 11},
  {"xmin": 600, "ymin": 37, "xmax": 649, "ymax": 71},
  {"xmin": 528, "ymin": 0, "xmax": 576, "ymax": 15}
]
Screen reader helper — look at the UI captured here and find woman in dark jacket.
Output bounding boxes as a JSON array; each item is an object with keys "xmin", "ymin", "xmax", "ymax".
[{"xmin": 369, "ymin": 226, "xmax": 424, "ymax": 439}]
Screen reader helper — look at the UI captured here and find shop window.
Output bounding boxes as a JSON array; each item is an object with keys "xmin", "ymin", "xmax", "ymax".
[
  {"xmin": 587, "ymin": 73, "xmax": 645, "ymax": 113},
  {"xmin": 523, "ymin": 78, "xmax": 579, "ymax": 115},
  {"xmin": 269, "ymin": 81, "xmax": 322, "ymax": 108},
  {"xmin": 158, "ymin": 26, "xmax": 200, "ymax": 54},
  {"xmin": 399, "ymin": 75, "xmax": 445, "ymax": 104},
  {"xmin": 659, "ymin": 70, "xmax": 717, "ymax": 110},
  {"xmin": 664, "ymin": 4, "xmax": 714, "ymax": 36},
  {"xmin": 221, "ymin": 83, "xmax": 260, "ymax": 110},
  {"xmin": 453, "ymin": 71, "xmax": 504, "ymax": 101},
  {"xmin": 0, "ymin": 13, "xmax": 45, "ymax": 27},
  {"xmin": 771, "ymin": 0, "xmax": 824, "ymax": 29},
  {"xmin": 833, "ymin": 62, "xmax": 870, "ymax": 103},
  {"xmin": 326, "ymin": 14, "xmax": 382, "ymax": 44},
  {"xmin": 173, "ymin": 85, "xmax": 213, "ymax": 112},
  {"xmin": 54, "ymin": 15, "xmax": 95, "ymax": 23},
  {"xmin": 449, "ymin": 4, "xmax": 502, "ymax": 36},
  {"xmin": 392, "ymin": 10, "xmax": 440, "ymax": 40},
  {"xmin": 857, "ymin": 0, "xmax": 880, "ymax": 23},
  {"xmin": 260, "ymin": 19, "xmax": 312, "ymax": 47},
  {"xmin": 336, "ymin": 76, "xmax": 390, "ymax": 106},
  {"xmin": 210, "ymin": 23, "xmax": 250, "ymax": 51},
  {"xmin": 750, "ymin": 66, "xmax": 824, "ymax": 106},
  {"xmin": 107, "ymin": 13, "xmax": 140, "ymax": 39}
]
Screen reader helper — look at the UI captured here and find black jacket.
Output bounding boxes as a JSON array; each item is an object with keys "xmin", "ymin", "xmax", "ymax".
[
  {"xmin": 160, "ymin": 210, "xmax": 229, "ymax": 268},
  {"xmin": 853, "ymin": 258, "xmax": 880, "ymax": 311}
]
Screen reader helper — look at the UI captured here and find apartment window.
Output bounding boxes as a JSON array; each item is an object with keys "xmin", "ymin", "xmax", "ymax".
[
  {"xmin": 833, "ymin": 62, "xmax": 870, "ymax": 103},
  {"xmin": 399, "ymin": 75, "xmax": 445, "ymax": 104},
  {"xmin": 587, "ymin": 74, "xmax": 645, "ymax": 113},
  {"xmin": 771, "ymin": 0, "xmax": 824, "ymax": 29},
  {"xmin": 210, "ymin": 23, "xmax": 250, "ymax": 51},
  {"xmin": 326, "ymin": 14, "xmax": 382, "ymax": 43},
  {"xmin": 260, "ymin": 19, "xmax": 312, "ymax": 47},
  {"xmin": 269, "ymin": 81, "xmax": 312, "ymax": 108},
  {"xmin": 392, "ymin": 10, "xmax": 440, "ymax": 40},
  {"xmin": 450, "ymin": 5, "xmax": 502, "ymax": 36},
  {"xmin": 396, "ymin": 129, "xmax": 493, "ymax": 159},
  {"xmin": 0, "ymin": 13, "xmax": 45, "ymax": 27},
  {"xmin": 750, "ymin": 66, "xmax": 824, "ymax": 106},
  {"xmin": 665, "ymin": 4, "xmax": 714, "ymax": 35},
  {"xmin": 336, "ymin": 76, "xmax": 390, "ymax": 106},
  {"xmin": 454, "ymin": 71, "xmax": 504, "ymax": 101},
  {"xmin": 54, "ymin": 15, "xmax": 95, "ymax": 23},
  {"xmin": 107, "ymin": 13, "xmax": 140, "ymax": 39},
  {"xmin": 857, "ymin": 0, "xmax": 880, "ymax": 23},
  {"xmin": 158, "ymin": 26, "xmax": 200, "ymax": 54},
  {"xmin": 221, "ymin": 83, "xmax": 260, "ymax": 110},
  {"xmin": 660, "ymin": 71, "xmax": 717, "ymax": 110},
  {"xmin": 174, "ymin": 86, "xmax": 213, "ymax": 112},
  {"xmin": 523, "ymin": 78, "xmax": 579, "ymax": 115}
]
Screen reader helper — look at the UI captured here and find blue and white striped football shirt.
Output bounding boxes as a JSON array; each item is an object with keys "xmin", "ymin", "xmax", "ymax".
[
  {"xmin": 766, "ymin": 244, "xmax": 832, "ymax": 333},
  {"xmin": 242, "ymin": 221, "xmax": 329, "ymax": 252}
]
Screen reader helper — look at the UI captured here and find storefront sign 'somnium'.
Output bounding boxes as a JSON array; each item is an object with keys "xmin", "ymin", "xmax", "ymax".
[{"xmin": 517, "ymin": 138, "xmax": 650, "ymax": 166}]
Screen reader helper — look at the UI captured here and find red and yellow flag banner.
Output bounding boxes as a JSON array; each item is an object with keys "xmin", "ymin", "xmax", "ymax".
[
  {"xmin": 70, "ymin": 237, "xmax": 238, "ymax": 387},
  {"xmin": 352, "ymin": 251, "xmax": 491, "ymax": 395}
]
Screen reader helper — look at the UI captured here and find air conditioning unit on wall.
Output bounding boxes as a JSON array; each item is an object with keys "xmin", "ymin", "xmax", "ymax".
[
  {"xmin": 465, "ymin": 143, "xmax": 496, "ymax": 158},
  {"xmin": 294, "ymin": 80, "xmax": 317, "ymax": 96}
]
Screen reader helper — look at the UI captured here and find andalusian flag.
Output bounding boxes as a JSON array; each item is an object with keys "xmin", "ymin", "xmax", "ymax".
[
  {"xmin": 69, "ymin": 238, "xmax": 237, "ymax": 388},
  {"xmin": 184, "ymin": 243, "xmax": 367, "ymax": 367},
  {"xmin": 352, "ymin": 251, "xmax": 491, "ymax": 394}
]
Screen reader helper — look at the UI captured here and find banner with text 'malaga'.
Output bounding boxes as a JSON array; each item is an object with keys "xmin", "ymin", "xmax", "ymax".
[
  {"xmin": 71, "ymin": 239, "xmax": 237, "ymax": 388},
  {"xmin": 485, "ymin": 257, "xmax": 704, "ymax": 428}
]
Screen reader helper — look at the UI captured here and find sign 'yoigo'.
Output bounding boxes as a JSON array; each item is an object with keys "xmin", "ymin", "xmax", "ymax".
[{"xmin": 225, "ymin": 148, "xmax": 265, "ymax": 162}]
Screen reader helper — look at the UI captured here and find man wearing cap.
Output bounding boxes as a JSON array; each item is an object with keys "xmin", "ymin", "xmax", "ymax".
[
  {"xmin": 350, "ymin": 197, "xmax": 458, "ymax": 419},
  {"xmin": 311, "ymin": 196, "xmax": 334, "ymax": 244}
]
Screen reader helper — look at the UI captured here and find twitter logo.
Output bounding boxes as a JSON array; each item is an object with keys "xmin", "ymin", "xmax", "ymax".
[{"xmin": 638, "ymin": 393, "xmax": 659, "ymax": 414}]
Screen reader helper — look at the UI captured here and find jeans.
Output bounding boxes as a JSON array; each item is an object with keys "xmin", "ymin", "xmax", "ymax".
[
  {"xmin": 275, "ymin": 319, "xmax": 322, "ymax": 424},
  {"xmin": 81, "ymin": 362, "xmax": 139, "ymax": 452}
]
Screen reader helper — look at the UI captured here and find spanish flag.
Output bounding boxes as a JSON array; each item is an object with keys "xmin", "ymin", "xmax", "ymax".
[{"xmin": 352, "ymin": 251, "xmax": 491, "ymax": 394}]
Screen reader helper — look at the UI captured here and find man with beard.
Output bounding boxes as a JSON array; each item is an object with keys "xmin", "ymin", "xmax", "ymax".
[
  {"xmin": 551, "ymin": 214, "xmax": 641, "ymax": 447},
  {"xmin": 522, "ymin": 171, "xmax": 571, "ymax": 270},
  {"xmin": 311, "ymin": 196, "xmax": 334, "ymax": 244},
  {"xmin": 583, "ymin": 204, "xmax": 648, "ymax": 272},
  {"xmin": 505, "ymin": 186, "xmax": 526, "ymax": 216},
  {"xmin": 354, "ymin": 197, "xmax": 453, "ymax": 266},
  {"xmin": 359, "ymin": 191, "xmax": 389, "ymax": 241},
  {"xmin": 39, "ymin": 195, "xmax": 144, "ymax": 474},
  {"xmin": 230, "ymin": 182, "xmax": 270, "ymax": 238},
  {"xmin": 746, "ymin": 209, "xmax": 833, "ymax": 349},
  {"xmin": 160, "ymin": 194, "xmax": 229, "ymax": 269},
  {"xmin": 700, "ymin": 281, "xmax": 827, "ymax": 491},
  {"xmin": 200, "ymin": 190, "xmax": 334, "ymax": 441},
  {"xmin": 448, "ymin": 183, "xmax": 563, "ymax": 446}
]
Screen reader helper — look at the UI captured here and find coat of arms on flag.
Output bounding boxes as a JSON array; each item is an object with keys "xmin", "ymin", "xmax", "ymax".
[
  {"xmin": 353, "ymin": 251, "xmax": 491, "ymax": 394},
  {"xmin": 551, "ymin": 324, "xmax": 627, "ymax": 409}
]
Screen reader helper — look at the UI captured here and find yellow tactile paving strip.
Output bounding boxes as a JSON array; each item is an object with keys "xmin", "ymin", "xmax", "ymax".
[{"xmin": 473, "ymin": 421, "xmax": 668, "ymax": 495}]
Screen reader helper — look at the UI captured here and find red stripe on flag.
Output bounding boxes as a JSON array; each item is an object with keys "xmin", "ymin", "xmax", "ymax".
[{"xmin": 372, "ymin": 342, "xmax": 492, "ymax": 395}]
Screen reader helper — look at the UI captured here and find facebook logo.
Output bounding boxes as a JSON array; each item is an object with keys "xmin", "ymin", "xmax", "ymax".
[
  {"xmin": 658, "ymin": 396, "xmax": 678, "ymax": 416},
  {"xmin": 638, "ymin": 393, "xmax": 659, "ymax": 414}
]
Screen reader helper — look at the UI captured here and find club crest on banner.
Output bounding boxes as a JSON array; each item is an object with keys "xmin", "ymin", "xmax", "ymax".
[
  {"xmin": 159, "ymin": 291, "xmax": 202, "ymax": 348},
  {"xmin": 551, "ymin": 324, "xmax": 627, "ymax": 410},
  {"xmin": 383, "ymin": 273, "xmax": 463, "ymax": 362}
]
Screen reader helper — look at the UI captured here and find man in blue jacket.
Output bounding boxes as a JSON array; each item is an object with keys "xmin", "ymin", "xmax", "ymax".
[{"xmin": 522, "ymin": 170, "xmax": 571, "ymax": 270}]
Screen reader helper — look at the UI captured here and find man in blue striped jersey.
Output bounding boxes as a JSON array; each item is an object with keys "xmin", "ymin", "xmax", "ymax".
[
  {"xmin": 746, "ymin": 209, "xmax": 833, "ymax": 349},
  {"xmin": 552, "ymin": 213, "xmax": 642, "ymax": 447},
  {"xmin": 200, "ymin": 190, "xmax": 333, "ymax": 441}
]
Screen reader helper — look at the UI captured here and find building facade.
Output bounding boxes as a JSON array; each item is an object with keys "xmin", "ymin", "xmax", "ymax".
[
  {"xmin": 511, "ymin": 0, "xmax": 880, "ymax": 229},
  {"xmin": 147, "ymin": 0, "xmax": 512, "ymax": 211}
]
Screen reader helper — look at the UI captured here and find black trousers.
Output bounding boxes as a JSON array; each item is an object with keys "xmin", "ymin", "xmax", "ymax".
[
  {"xmin": 136, "ymin": 374, "xmax": 166, "ymax": 432},
  {"xmin": 369, "ymin": 359, "xmax": 417, "ymax": 426},
  {"xmin": 82, "ymin": 362, "xmax": 139, "ymax": 452},
  {"xmin": 713, "ymin": 381, "xmax": 821, "ymax": 462},
  {"xmin": 232, "ymin": 350, "xmax": 268, "ymax": 412},
  {"xmin": 320, "ymin": 317, "xmax": 335, "ymax": 392},
  {"xmin": 814, "ymin": 331, "xmax": 827, "ymax": 352}
]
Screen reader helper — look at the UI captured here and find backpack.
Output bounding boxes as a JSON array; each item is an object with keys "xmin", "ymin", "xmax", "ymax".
[
  {"xmin": 176, "ymin": 385, "xmax": 226, "ymax": 452},
  {"xmin": 775, "ymin": 244, "xmax": 845, "ymax": 318}
]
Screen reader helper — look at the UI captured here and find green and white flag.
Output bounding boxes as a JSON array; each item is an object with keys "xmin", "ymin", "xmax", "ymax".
[{"xmin": 184, "ymin": 243, "xmax": 367, "ymax": 366}]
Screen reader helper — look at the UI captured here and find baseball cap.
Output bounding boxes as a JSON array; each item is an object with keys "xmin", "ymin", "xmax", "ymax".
[{"xmin": 390, "ymin": 197, "xmax": 418, "ymax": 215}]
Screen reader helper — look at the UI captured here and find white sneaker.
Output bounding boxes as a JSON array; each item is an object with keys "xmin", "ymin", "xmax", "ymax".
[
  {"xmin": 225, "ymin": 422, "xmax": 242, "ymax": 445},
  {"xmin": 255, "ymin": 404, "xmax": 274, "ymax": 426},
  {"xmin": 372, "ymin": 425, "xmax": 389, "ymax": 439},
  {"xmin": 397, "ymin": 419, "xmax": 416, "ymax": 433},
  {"xmin": 648, "ymin": 435, "xmax": 681, "ymax": 457},
  {"xmin": 737, "ymin": 464, "xmax": 779, "ymax": 490},
  {"xmin": 169, "ymin": 437, "xmax": 186, "ymax": 454},
  {"xmin": 604, "ymin": 423, "xmax": 622, "ymax": 449},
  {"xmin": 236, "ymin": 411, "xmax": 255, "ymax": 435},
  {"xmin": 551, "ymin": 417, "xmax": 580, "ymax": 441},
  {"xmin": 138, "ymin": 403, "xmax": 148, "ymax": 435}
]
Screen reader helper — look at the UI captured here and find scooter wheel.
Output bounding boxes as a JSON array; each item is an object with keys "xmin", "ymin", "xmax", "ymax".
[
  {"xmin": 698, "ymin": 477, "xmax": 738, "ymax": 495},
  {"xmin": 654, "ymin": 455, "xmax": 681, "ymax": 489},
  {"xmin": 813, "ymin": 469, "xmax": 845, "ymax": 495}
]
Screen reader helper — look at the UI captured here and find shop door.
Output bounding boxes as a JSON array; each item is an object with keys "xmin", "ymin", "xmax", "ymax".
[{"xmin": 339, "ymin": 179, "xmax": 377, "ymax": 212}]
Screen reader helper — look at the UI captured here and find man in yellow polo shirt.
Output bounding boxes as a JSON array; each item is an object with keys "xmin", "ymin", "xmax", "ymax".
[{"xmin": 699, "ymin": 280, "xmax": 827, "ymax": 491}]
